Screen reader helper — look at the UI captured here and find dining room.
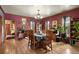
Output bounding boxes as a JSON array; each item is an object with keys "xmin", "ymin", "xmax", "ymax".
[{"xmin": 0, "ymin": 5, "xmax": 79, "ymax": 54}]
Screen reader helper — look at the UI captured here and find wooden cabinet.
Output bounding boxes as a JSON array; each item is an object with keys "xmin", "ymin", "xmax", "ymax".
[
  {"xmin": 70, "ymin": 18, "xmax": 79, "ymax": 45},
  {"xmin": 70, "ymin": 18, "xmax": 79, "ymax": 39}
]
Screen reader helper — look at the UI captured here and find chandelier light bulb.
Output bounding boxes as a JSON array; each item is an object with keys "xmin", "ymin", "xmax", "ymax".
[{"xmin": 34, "ymin": 9, "xmax": 42, "ymax": 19}]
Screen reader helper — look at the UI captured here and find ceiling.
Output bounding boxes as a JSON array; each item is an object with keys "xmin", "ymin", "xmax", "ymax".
[{"xmin": 2, "ymin": 5, "xmax": 79, "ymax": 18}]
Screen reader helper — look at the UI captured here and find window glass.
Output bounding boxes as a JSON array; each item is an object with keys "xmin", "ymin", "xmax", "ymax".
[
  {"xmin": 22, "ymin": 18, "xmax": 26, "ymax": 30},
  {"xmin": 30, "ymin": 21, "xmax": 35, "ymax": 30},
  {"xmin": 62, "ymin": 16, "xmax": 70, "ymax": 37},
  {"xmin": 45, "ymin": 21, "xmax": 50, "ymax": 30}
]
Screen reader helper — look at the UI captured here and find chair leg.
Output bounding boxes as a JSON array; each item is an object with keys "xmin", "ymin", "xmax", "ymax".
[
  {"xmin": 49, "ymin": 43, "xmax": 52, "ymax": 50},
  {"xmin": 30, "ymin": 42, "xmax": 36, "ymax": 50},
  {"xmin": 51, "ymin": 43, "xmax": 52, "ymax": 50},
  {"xmin": 33, "ymin": 43, "xmax": 36, "ymax": 49},
  {"xmin": 28, "ymin": 40, "xmax": 30, "ymax": 46}
]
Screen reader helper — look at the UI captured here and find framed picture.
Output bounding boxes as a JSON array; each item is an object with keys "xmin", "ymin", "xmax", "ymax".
[{"xmin": 52, "ymin": 20, "xmax": 57, "ymax": 28}]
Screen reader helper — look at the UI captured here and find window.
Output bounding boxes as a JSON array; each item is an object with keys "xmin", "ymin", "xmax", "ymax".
[
  {"xmin": 62, "ymin": 16, "xmax": 70, "ymax": 37},
  {"xmin": 30, "ymin": 21, "xmax": 35, "ymax": 30},
  {"xmin": 65, "ymin": 17, "xmax": 70, "ymax": 37},
  {"xmin": 45, "ymin": 21, "xmax": 50, "ymax": 30},
  {"xmin": 22, "ymin": 18, "xmax": 26, "ymax": 30}
]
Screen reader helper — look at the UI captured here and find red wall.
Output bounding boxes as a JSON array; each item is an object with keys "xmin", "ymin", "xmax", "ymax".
[
  {"xmin": 5, "ymin": 13, "xmax": 33, "ymax": 30},
  {"xmin": 4, "ymin": 8, "xmax": 79, "ymax": 34},
  {"xmin": 5, "ymin": 13, "xmax": 37, "ymax": 39},
  {"xmin": 5, "ymin": 13, "xmax": 40, "ymax": 32},
  {"xmin": 41, "ymin": 8, "xmax": 79, "ymax": 30}
]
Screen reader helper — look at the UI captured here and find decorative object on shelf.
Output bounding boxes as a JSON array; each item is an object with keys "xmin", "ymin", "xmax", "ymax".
[{"xmin": 76, "ymin": 36, "xmax": 79, "ymax": 40}]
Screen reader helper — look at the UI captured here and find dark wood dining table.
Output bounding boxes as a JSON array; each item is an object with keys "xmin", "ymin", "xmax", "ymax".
[{"xmin": 34, "ymin": 33, "xmax": 46, "ymax": 48}]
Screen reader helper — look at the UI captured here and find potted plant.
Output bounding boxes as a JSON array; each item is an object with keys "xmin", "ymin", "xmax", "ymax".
[
  {"xmin": 74, "ymin": 22, "xmax": 79, "ymax": 33},
  {"xmin": 74, "ymin": 22, "xmax": 79, "ymax": 40},
  {"xmin": 57, "ymin": 24, "xmax": 67, "ymax": 39}
]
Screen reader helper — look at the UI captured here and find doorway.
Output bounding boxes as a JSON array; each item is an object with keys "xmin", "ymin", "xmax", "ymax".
[{"xmin": 5, "ymin": 20, "xmax": 15, "ymax": 39}]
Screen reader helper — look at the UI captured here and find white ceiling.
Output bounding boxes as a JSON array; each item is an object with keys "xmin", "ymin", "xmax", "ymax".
[{"xmin": 2, "ymin": 5, "xmax": 79, "ymax": 18}]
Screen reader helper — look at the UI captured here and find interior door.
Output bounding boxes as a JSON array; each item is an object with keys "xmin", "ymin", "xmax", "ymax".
[{"xmin": 5, "ymin": 24, "xmax": 11, "ymax": 35}]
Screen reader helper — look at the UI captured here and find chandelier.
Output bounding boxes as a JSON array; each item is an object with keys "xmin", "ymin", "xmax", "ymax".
[{"xmin": 34, "ymin": 10, "xmax": 42, "ymax": 19}]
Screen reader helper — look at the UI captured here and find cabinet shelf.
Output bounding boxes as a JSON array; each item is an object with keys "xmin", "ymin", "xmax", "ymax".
[{"xmin": 70, "ymin": 18, "xmax": 79, "ymax": 39}]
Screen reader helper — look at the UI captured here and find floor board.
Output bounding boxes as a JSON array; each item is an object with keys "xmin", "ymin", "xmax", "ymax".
[{"xmin": 0, "ymin": 38, "xmax": 79, "ymax": 54}]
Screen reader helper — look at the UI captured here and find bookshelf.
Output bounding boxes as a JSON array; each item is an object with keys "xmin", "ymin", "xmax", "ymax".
[{"xmin": 70, "ymin": 18, "xmax": 79, "ymax": 45}]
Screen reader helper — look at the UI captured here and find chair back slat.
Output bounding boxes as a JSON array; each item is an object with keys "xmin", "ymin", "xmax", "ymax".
[
  {"xmin": 27, "ymin": 30, "xmax": 36, "ymax": 49},
  {"xmin": 46, "ymin": 30, "xmax": 56, "ymax": 42}
]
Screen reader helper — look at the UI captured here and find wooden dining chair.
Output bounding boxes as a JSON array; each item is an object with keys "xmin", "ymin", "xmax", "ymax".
[
  {"xmin": 27, "ymin": 30, "xmax": 37, "ymax": 49},
  {"xmin": 43, "ymin": 30, "xmax": 56, "ymax": 51},
  {"xmin": 46, "ymin": 30, "xmax": 53, "ymax": 50}
]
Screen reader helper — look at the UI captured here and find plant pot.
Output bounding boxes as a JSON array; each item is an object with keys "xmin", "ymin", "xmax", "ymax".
[
  {"xmin": 61, "ymin": 33, "xmax": 66, "ymax": 38},
  {"xmin": 53, "ymin": 30, "xmax": 57, "ymax": 33}
]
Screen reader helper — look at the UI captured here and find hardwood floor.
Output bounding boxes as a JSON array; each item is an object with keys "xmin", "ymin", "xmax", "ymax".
[{"xmin": 0, "ymin": 38, "xmax": 79, "ymax": 54}]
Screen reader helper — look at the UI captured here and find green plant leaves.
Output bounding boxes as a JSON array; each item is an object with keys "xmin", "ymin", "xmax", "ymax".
[
  {"xmin": 57, "ymin": 24, "xmax": 67, "ymax": 33},
  {"xmin": 74, "ymin": 22, "xmax": 79, "ymax": 32}
]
